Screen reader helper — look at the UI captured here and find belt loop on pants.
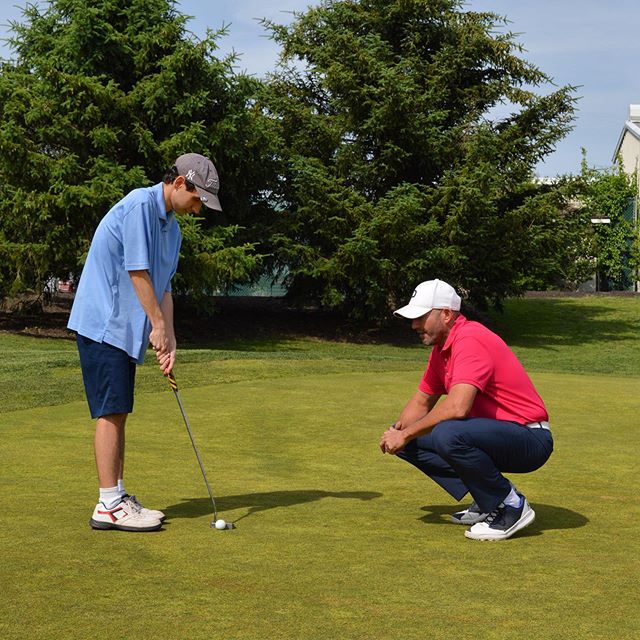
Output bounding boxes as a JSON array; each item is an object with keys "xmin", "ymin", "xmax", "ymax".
[{"xmin": 526, "ymin": 421, "xmax": 550, "ymax": 430}]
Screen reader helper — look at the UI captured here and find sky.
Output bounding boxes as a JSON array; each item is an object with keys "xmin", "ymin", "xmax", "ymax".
[{"xmin": 1, "ymin": 0, "xmax": 639, "ymax": 177}]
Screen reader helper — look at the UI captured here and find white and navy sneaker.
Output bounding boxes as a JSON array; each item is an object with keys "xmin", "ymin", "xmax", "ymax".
[
  {"xmin": 89, "ymin": 500, "xmax": 162, "ymax": 532},
  {"xmin": 451, "ymin": 482, "xmax": 518, "ymax": 525},
  {"xmin": 464, "ymin": 495, "xmax": 535, "ymax": 541},
  {"xmin": 123, "ymin": 494, "xmax": 166, "ymax": 522},
  {"xmin": 450, "ymin": 500, "xmax": 489, "ymax": 525}
]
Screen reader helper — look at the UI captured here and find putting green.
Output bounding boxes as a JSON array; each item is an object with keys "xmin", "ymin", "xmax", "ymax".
[{"xmin": 1, "ymin": 370, "xmax": 638, "ymax": 639}]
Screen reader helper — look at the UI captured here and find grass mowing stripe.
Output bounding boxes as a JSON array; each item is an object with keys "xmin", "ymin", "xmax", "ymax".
[
  {"xmin": 0, "ymin": 332, "xmax": 427, "ymax": 414},
  {"xmin": 2, "ymin": 295, "xmax": 639, "ymax": 414}
]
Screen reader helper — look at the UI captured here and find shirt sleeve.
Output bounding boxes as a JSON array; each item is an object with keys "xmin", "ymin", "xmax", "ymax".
[
  {"xmin": 418, "ymin": 349, "xmax": 447, "ymax": 396},
  {"xmin": 449, "ymin": 336, "xmax": 493, "ymax": 392},
  {"xmin": 122, "ymin": 203, "xmax": 153, "ymax": 271}
]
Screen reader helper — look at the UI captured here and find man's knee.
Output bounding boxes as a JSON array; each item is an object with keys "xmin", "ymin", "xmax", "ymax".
[{"xmin": 431, "ymin": 421, "xmax": 467, "ymax": 457}]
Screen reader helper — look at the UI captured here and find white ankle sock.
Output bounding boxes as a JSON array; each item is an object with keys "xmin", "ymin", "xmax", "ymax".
[
  {"xmin": 117, "ymin": 479, "xmax": 127, "ymax": 498},
  {"xmin": 99, "ymin": 486, "xmax": 122, "ymax": 509},
  {"xmin": 503, "ymin": 488, "xmax": 522, "ymax": 508}
]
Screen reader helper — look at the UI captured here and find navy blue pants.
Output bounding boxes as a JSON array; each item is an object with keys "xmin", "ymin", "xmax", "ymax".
[{"xmin": 396, "ymin": 418, "xmax": 553, "ymax": 513}]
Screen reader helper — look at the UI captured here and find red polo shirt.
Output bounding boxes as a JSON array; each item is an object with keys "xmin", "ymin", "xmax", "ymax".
[{"xmin": 419, "ymin": 315, "xmax": 548, "ymax": 424}]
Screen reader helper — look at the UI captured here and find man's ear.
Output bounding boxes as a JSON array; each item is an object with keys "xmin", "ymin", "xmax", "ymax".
[
  {"xmin": 173, "ymin": 175, "xmax": 186, "ymax": 188},
  {"xmin": 442, "ymin": 308, "xmax": 457, "ymax": 325}
]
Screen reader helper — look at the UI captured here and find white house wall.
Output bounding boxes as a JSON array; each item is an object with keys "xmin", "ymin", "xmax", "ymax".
[{"xmin": 618, "ymin": 130, "xmax": 640, "ymax": 179}]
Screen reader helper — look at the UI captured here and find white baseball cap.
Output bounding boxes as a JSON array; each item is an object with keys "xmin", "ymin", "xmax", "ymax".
[{"xmin": 393, "ymin": 279, "xmax": 461, "ymax": 319}]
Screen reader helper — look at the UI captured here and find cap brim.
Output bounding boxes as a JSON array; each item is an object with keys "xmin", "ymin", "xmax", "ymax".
[
  {"xmin": 195, "ymin": 187, "xmax": 222, "ymax": 211},
  {"xmin": 393, "ymin": 305, "xmax": 432, "ymax": 319}
]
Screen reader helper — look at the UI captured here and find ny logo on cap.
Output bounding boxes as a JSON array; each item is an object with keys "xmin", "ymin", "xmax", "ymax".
[{"xmin": 185, "ymin": 169, "xmax": 197, "ymax": 181}]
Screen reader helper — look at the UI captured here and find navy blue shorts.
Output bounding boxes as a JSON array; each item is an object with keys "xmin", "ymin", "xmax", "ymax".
[{"xmin": 76, "ymin": 335, "xmax": 136, "ymax": 419}]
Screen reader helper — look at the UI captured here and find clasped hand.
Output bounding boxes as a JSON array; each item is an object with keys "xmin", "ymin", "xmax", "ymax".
[
  {"xmin": 149, "ymin": 326, "xmax": 175, "ymax": 375},
  {"xmin": 379, "ymin": 423, "xmax": 407, "ymax": 454}
]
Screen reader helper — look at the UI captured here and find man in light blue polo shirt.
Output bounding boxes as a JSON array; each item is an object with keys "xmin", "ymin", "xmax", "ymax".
[{"xmin": 68, "ymin": 153, "xmax": 222, "ymax": 532}]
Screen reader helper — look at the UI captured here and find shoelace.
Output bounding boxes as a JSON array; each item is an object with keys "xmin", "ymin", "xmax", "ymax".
[
  {"xmin": 483, "ymin": 503, "xmax": 505, "ymax": 525},
  {"xmin": 125, "ymin": 495, "xmax": 143, "ymax": 513}
]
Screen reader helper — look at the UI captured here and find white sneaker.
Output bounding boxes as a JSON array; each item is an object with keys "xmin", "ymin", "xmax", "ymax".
[
  {"xmin": 464, "ymin": 495, "xmax": 535, "ymax": 541},
  {"xmin": 123, "ymin": 494, "xmax": 166, "ymax": 521},
  {"xmin": 90, "ymin": 500, "xmax": 162, "ymax": 532}
]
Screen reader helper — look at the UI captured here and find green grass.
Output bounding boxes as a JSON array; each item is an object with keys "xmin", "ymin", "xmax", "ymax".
[
  {"xmin": 488, "ymin": 295, "xmax": 640, "ymax": 376},
  {"xmin": 1, "ymin": 296, "xmax": 639, "ymax": 639},
  {"xmin": 0, "ymin": 331, "xmax": 425, "ymax": 414}
]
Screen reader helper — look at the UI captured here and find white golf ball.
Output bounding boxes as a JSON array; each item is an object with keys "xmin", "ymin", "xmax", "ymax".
[{"xmin": 214, "ymin": 519, "xmax": 227, "ymax": 530}]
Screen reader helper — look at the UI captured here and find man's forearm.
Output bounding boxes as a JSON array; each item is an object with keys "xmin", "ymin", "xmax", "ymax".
[
  {"xmin": 401, "ymin": 384, "xmax": 478, "ymax": 443},
  {"xmin": 397, "ymin": 392, "xmax": 437, "ymax": 428},
  {"xmin": 159, "ymin": 292, "xmax": 174, "ymax": 338},
  {"xmin": 129, "ymin": 270, "xmax": 164, "ymax": 328},
  {"xmin": 400, "ymin": 400, "xmax": 457, "ymax": 441}
]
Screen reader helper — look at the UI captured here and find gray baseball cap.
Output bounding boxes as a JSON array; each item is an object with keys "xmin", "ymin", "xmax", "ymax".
[{"xmin": 174, "ymin": 153, "xmax": 222, "ymax": 211}]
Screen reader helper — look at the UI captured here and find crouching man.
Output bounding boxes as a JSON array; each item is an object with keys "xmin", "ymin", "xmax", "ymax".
[{"xmin": 379, "ymin": 279, "xmax": 553, "ymax": 541}]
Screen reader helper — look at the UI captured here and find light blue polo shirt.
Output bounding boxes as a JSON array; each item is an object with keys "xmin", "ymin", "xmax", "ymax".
[{"xmin": 68, "ymin": 183, "xmax": 182, "ymax": 364}]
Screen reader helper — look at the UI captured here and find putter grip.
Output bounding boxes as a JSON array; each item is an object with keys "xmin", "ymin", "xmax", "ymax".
[{"xmin": 167, "ymin": 371, "xmax": 178, "ymax": 391}]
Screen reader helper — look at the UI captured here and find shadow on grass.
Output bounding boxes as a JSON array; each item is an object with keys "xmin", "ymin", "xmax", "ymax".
[
  {"xmin": 163, "ymin": 489, "xmax": 382, "ymax": 522},
  {"xmin": 490, "ymin": 299, "xmax": 637, "ymax": 349},
  {"xmin": 418, "ymin": 503, "xmax": 588, "ymax": 536}
]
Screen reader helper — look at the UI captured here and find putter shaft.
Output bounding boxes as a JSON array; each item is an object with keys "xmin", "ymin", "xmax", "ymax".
[{"xmin": 167, "ymin": 371, "xmax": 218, "ymax": 522}]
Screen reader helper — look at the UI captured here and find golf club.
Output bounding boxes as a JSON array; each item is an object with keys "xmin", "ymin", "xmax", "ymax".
[{"xmin": 167, "ymin": 370, "xmax": 235, "ymax": 530}]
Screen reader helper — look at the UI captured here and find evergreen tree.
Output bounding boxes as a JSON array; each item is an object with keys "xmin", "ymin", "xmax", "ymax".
[
  {"xmin": 0, "ymin": 0, "xmax": 274, "ymax": 304},
  {"xmin": 259, "ymin": 0, "xmax": 578, "ymax": 316}
]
